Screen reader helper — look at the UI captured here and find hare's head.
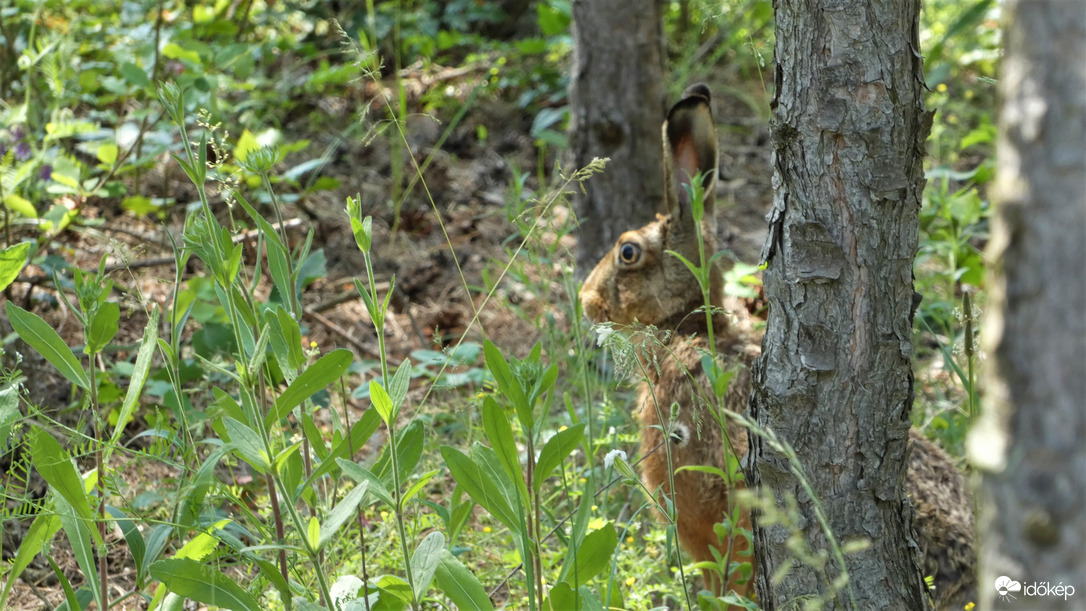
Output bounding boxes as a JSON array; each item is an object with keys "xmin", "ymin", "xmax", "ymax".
[{"xmin": 580, "ymin": 84, "xmax": 724, "ymax": 327}]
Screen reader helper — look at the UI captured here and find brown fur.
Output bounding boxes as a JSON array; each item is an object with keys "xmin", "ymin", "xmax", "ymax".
[{"xmin": 579, "ymin": 84, "xmax": 975, "ymax": 608}]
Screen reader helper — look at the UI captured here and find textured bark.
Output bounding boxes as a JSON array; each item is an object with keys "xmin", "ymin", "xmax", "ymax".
[
  {"xmin": 972, "ymin": 2, "xmax": 1086, "ymax": 608},
  {"xmin": 569, "ymin": 0, "xmax": 667, "ymax": 274},
  {"xmin": 748, "ymin": 0, "xmax": 932, "ymax": 608}
]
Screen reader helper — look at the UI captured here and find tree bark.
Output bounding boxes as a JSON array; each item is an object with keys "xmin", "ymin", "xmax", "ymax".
[
  {"xmin": 569, "ymin": 0, "xmax": 667, "ymax": 274},
  {"xmin": 748, "ymin": 0, "xmax": 932, "ymax": 607},
  {"xmin": 971, "ymin": 2, "xmax": 1086, "ymax": 608}
]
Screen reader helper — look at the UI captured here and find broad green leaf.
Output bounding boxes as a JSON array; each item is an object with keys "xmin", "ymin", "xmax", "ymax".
[
  {"xmin": 338, "ymin": 459, "xmax": 395, "ymax": 508},
  {"xmin": 6, "ymin": 303, "xmax": 89, "ymax": 389},
  {"xmin": 302, "ymin": 409, "xmax": 382, "ymax": 488},
  {"xmin": 557, "ymin": 477, "xmax": 595, "ymax": 584},
  {"xmin": 235, "ymin": 129, "xmax": 259, "ymax": 164},
  {"xmin": 389, "ymin": 358, "xmax": 412, "ymax": 411},
  {"xmin": 4, "ymin": 193, "xmax": 37, "ymax": 218},
  {"xmin": 108, "ymin": 306, "xmax": 159, "ymax": 460},
  {"xmin": 434, "ymin": 550, "xmax": 494, "ymax": 611},
  {"xmin": 481, "ymin": 396, "xmax": 527, "ymax": 499},
  {"xmin": 440, "ymin": 446, "xmax": 519, "ymax": 532},
  {"xmin": 106, "ymin": 506, "xmax": 146, "ymax": 583},
  {"xmin": 567, "ymin": 523, "xmax": 618, "ymax": 586},
  {"xmin": 307, "ymin": 516, "xmax": 320, "ymax": 552},
  {"xmin": 29, "ymin": 430, "xmax": 101, "ymax": 545},
  {"xmin": 545, "ymin": 582, "xmax": 576, "ymax": 611},
  {"xmin": 119, "ymin": 62, "xmax": 152, "ymax": 88},
  {"xmin": 55, "ymin": 494, "xmax": 102, "ymax": 611},
  {"xmin": 161, "ymin": 42, "xmax": 202, "ymax": 65},
  {"xmin": 318, "ymin": 480, "xmax": 368, "ymax": 549},
  {"xmin": 96, "ymin": 142, "xmax": 119, "ymax": 165},
  {"xmin": 0, "ymin": 241, "xmax": 30, "ymax": 292},
  {"xmin": 0, "ymin": 511, "xmax": 61, "ymax": 608},
  {"xmin": 265, "ymin": 348, "xmax": 352, "ymax": 428},
  {"xmin": 85, "ymin": 301, "xmax": 120, "ymax": 355},
  {"xmin": 483, "ymin": 340, "xmax": 531, "ymax": 429},
  {"xmin": 151, "ymin": 558, "xmax": 262, "ymax": 611},
  {"xmin": 534, "ymin": 424, "xmax": 585, "ymax": 494},
  {"xmin": 223, "ymin": 417, "xmax": 270, "ymax": 472},
  {"xmin": 410, "ymin": 531, "xmax": 445, "ymax": 601},
  {"xmin": 401, "ymin": 469, "xmax": 439, "ymax": 506},
  {"xmin": 370, "ymin": 379, "xmax": 394, "ymax": 425}
]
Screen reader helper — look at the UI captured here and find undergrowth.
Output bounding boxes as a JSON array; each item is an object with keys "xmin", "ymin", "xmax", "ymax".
[{"xmin": 0, "ymin": 0, "xmax": 996, "ymax": 609}]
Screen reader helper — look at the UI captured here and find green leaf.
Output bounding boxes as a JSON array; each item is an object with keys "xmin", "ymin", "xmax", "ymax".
[
  {"xmin": 389, "ymin": 358, "xmax": 412, "ymax": 411},
  {"xmin": 306, "ymin": 516, "xmax": 320, "ymax": 552},
  {"xmin": 401, "ymin": 469, "xmax": 439, "ymax": 506},
  {"xmin": 151, "ymin": 558, "xmax": 262, "ymax": 611},
  {"xmin": 106, "ymin": 506, "xmax": 146, "ymax": 584},
  {"xmin": 29, "ymin": 430, "xmax": 102, "ymax": 545},
  {"xmin": 223, "ymin": 417, "xmax": 270, "ymax": 472},
  {"xmin": 161, "ymin": 42, "xmax": 202, "ymax": 65},
  {"xmin": 483, "ymin": 340, "xmax": 531, "ymax": 430},
  {"xmin": 265, "ymin": 348, "xmax": 352, "ymax": 428},
  {"xmin": 534, "ymin": 424, "xmax": 585, "ymax": 494},
  {"xmin": 0, "ymin": 511, "xmax": 61, "ymax": 608},
  {"xmin": 4, "ymin": 193, "xmax": 37, "ymax": 218},
  {"xmin": 302, "ymin": 409, "xmax": 382, "ymax": 488},
  {"xmin": 96, "ymin": 142, "xmax": 119, "ymax": 166},
  {"xmin": 440, "ymin": 445, "xmax": 519, "ymax": 532},
  {"xmin": 55, "ymin": 494, "xmax": 102, "ymax": 611},
  {"xmin": 370, "ymin": 379, "xmax": 395, "ymax": 425},
  {"xmin": 481, "ymin": 396, "xmax": 527, "ymax": 499},
  {"xmin": 109, "ymin": 308, "xmax": 159, "ymax": 455},
  {"xmin": 338, "ymin": 459, "xmax": 395, "ymax": 508},
  {"xmin": 434, "ymin": 549, "xmax": 494, "ymax": 610},
  {"xmin": 318, "ymin": 480, "xmax": 368, "ymax": 550},
  {"xmin": 0, "ymin": 241, "xmax": 30, "ymax": 292},
  {"xmin": 567, "ymin": 523, "xmax": 618, "ymax": 586},
  {"xmin": 235, "ymin": 129, "xmax": 259, "ymax": 164},
  {"xmin": 6, "ymin": 303, "xmax": 90, "ymax": 389},
  {"xmin": 85, "ymin": 301, "xmax": 120, "ymax": 355},
  {"xmin": 119, "ymin": 62, "xmax": 152, "ymax": 88},
  {"xmin": 557, "ymin": 477, "xmax": 595, "ymax": 584},
  {"xmin": 410, "ymin": 531, "xmax": 445, "ymax": 601}
]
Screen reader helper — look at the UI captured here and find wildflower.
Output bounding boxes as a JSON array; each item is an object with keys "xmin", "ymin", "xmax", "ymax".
[
  {"xmin": 626, "ymin": 536, "xmax": 634, "ymax": 545},
  {"xmin": 625, "ymin": 576, "xmax": 636, "ymax": 587},
  {"xmin": 483, "ymin": 526, "xmax": 492, "ymax": 534},
  {"xmin": 937, "ymin": 83, "xmax": 948, "ymax": 93},
  {"xmin": 38, "ymin": 164, "xmax": 52, "ymax": 181},
  {"xmin": 310, "ymin": 340, "xmax": 318, "ymax": 348},
  {"xmin": 964, "ymin": 604, "xmax": 975, "ymax": 611},
  {"xmin": 14, "ymin": 141, "xmax": 29, "ymax": 161},
  {"xmin": 604, "ymin": 449, "xmax": 628, "ymax": 469},
  {"xmin": 595, "ymin": 325, "xmax": 613, "ymax": 347},
  {"xmin": 591, "ymin": 505, "xmax": 598, "ymax": 512},
  {"xmin": 578, "ymin": 477, "xmax": 587, "ymax": 484}
]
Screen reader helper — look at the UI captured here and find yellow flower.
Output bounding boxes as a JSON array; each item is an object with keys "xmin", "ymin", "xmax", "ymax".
[
  {"xmin": 625, "ymin": 576, "xmax": 636, "ymax": 587},
  {"xmin": 626, "ymin": 536, "xmax": 634, "ymax": 545},
  {"xmin": 483, "ymin": 526, "xmax": 492, "ymax": 533},
  {"xmin": 937, "ymin": 83, "xmax": 948, "ymax": 93},
  {"xmin": 309, "ymin": 341, "xmax": 318, "ymax": 348},
  {"xmin": 591, "ymin": 505, "xmax": 598, "ymax": 512},
  {"xmin": 578, "ymin": 477, "xmax": 587, "ymax": 484},
  {"xmin": 964, "ymin": 603, "xmax": 975, "ymax": 611}
]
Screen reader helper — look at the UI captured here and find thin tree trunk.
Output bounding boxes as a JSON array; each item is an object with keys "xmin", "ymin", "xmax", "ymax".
[
  {"xmin": 749, "ymin": 0, "xmax": 932, "ymax": 607},
  {"xmin": 570, "ymin": 0, "xmax": 667, "ymax": 274},
  {"xmin": 972, "ymin": 2, "xmax": 1086, "ymax": 608}
]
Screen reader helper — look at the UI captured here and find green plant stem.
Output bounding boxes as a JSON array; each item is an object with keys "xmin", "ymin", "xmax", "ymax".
[
  {"xmin": 361, "ymin": 249, "xmax": 418, "ymax": 609},
  {"xmin": 88, "ymin": 361, "xmax": 109, "ymax": 610}
]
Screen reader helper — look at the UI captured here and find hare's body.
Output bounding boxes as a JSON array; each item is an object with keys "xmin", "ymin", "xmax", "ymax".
[{"xmin": 580, "ymin": 85, "xmax": 975, "ymax": 608}]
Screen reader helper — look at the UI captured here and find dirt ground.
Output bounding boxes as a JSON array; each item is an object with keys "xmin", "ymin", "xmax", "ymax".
[{"xmin": 0, "ymin": 69, "xmax": 774, "ymax": 609}]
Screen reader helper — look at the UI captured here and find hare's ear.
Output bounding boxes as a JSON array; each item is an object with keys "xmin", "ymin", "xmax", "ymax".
[{"xmin": 663, "ymin": 84, "xmax": 718, "ymax": 221}]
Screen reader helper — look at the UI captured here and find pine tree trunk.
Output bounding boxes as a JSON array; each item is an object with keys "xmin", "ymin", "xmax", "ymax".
[
  {"xmin": 973, "ymin": 2, "xmax": 1086, "ymax": 608},
  {"xmin": 748, "ymin": 0, "xmax": 932, "ymax": 607},
  {"xmin": 569, "ymin": 0, "xmax": 667, "ymax": 273}
]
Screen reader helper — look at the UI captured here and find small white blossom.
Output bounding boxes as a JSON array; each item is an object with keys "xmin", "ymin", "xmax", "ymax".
[
  {"xmin": 604, "ymin": 449, "xmax": 628, "ymax": 470},
  {"xmin": 595, "ymin": 325, "xmax": 614, "ymax": 347}
]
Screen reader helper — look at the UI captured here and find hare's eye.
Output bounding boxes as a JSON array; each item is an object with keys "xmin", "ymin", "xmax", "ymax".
[{"xmin": 619, "ymin": 242, "xmax": 641, "ymax": 265}]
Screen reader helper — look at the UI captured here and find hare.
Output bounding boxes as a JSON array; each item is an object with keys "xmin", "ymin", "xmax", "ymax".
[{"xmin": 579, "ymin": 84, "xmax": 975, "ymax": 608}]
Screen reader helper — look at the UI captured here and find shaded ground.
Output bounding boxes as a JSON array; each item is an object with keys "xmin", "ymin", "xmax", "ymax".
[{"xmin": 0, "ymin": 68, "xmax": 774, "ymax": 609}]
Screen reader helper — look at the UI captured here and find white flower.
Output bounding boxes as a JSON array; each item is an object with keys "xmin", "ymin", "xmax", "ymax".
[
  {"xmin": 595, "ymin": 325, "xmax": 614, "ymax": 347},
  {"xmin": 604, "ymin": 449, "xmax": 628, "ymax": 470}
]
